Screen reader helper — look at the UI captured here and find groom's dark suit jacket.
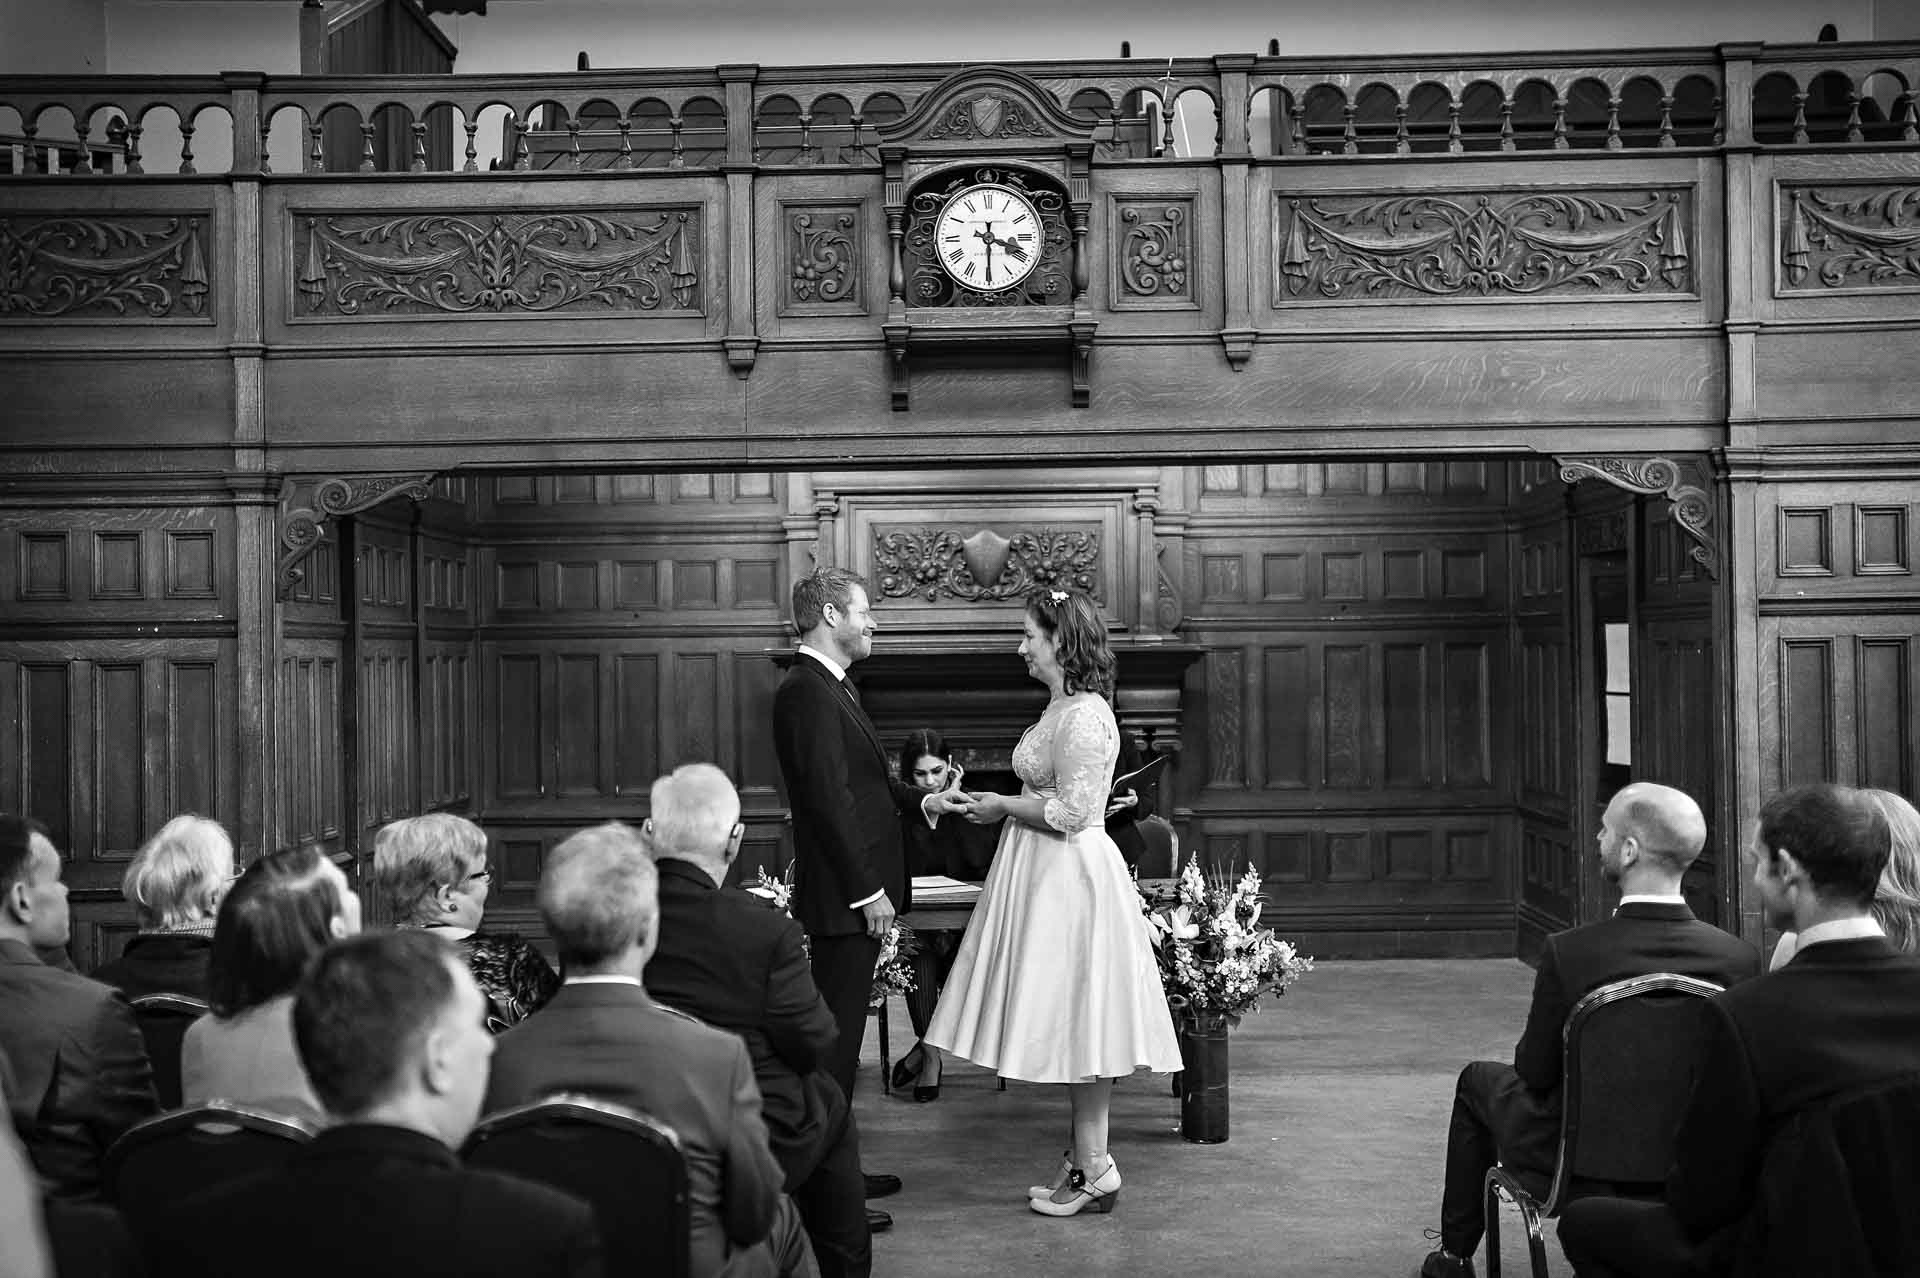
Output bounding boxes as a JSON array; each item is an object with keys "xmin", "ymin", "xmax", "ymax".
[
  {"xmin": 771, "ymin": 651, "xmax": 922, "ymax": 938},
  {"xmin": 645, "ymin": 857, "xmax": 844, "ymax": 1185}
]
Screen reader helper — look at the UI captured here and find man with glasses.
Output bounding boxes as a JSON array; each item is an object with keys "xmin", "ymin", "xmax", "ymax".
[{"xmin": 642, "ymin": 764, "xmax": 873, "ymax": 1278}]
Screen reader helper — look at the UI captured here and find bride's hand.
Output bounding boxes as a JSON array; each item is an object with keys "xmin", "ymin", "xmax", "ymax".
[{"xmin": 962, "ymin": 791, "xmax": 1007, "ymax": 824}]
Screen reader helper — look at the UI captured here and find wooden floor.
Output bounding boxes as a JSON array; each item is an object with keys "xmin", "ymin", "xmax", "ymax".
[{"xmin": 860, "ymin": 958, "xmax": 1569, "ymax": 1278}]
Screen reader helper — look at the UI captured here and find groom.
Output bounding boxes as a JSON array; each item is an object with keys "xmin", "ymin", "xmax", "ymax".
[{"xmin": 772, "ymin": 567, "xmax": 965, "ymax": 1210}]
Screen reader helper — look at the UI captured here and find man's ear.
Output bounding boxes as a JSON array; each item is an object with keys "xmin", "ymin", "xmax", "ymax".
[
  {"xmin": 1772, "ymin": 846, "xmax": 1807, "ymax": 887},
  {"xmin": 420, "ymin": 1022, "xmax": 453, "ymax": 1098},
  {"xmin": 3, "ymin": 879, "xmax": 29, "ymax": 925}
]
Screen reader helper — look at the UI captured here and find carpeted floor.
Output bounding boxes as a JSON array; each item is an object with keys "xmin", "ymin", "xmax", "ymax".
[{"xmin": 858, "ymin": 958, "xmax": 1572, "ymax": 1278}]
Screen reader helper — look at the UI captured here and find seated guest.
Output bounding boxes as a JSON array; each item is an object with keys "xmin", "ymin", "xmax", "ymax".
[
  {"xmin": 142, "ymin": 930, "xmax": 602, "ymax": 1278},
  {"xmin": 0, "ymin": 1066, "xmax": 54, "ymax": 1278},
  {"xmin": 1414, "ymin": 782, "xmax": 1760, "ymax": 1278},
  {"xmin": 1769, "ymin": 786, "xmax": 1920, "ymax": 968},
  {"xmin": 181, "ymin": 845, "xmax": 360, "ymax": 1121},
  {"xmin": 1558, "ymin": 784, "xmax": 1920, "ymax": 1278},
  {"xmin": 372, "ymin": 813, "xmax": 559, "ymax": 1030},
  {"xmin": 486, "ymin": 821, "xmax": 815, "ymax": 1278},
  {"xmin": 644, "ymin": 764, "xmax": 872, "ymax": 1278},
  {"xmin": 892, "ymin": 729, "xmax": 974, "ymax": 1104},
  {"xmin": 91, "ymin": 813, "xmax": 234, "ymax": 999},
  {"xmin": 0, "ymin": 815, "xmax": 157, "ymax": 1201}
]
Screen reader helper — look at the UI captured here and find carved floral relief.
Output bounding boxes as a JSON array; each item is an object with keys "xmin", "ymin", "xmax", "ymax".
[
  {"xmin": 873, "ymin": 526, "xmax": 1099, "ymax": 602},
  {"xmin": 1779, "ymin": 185, "xmax": 1920, "ymax": 291},
  {"xmin": 925, "ymin": 95, "xmax": 1051, "ymax": 142},
  {"xmin": 0, "ymin": 214, "xmax": 210, "ymax": 320},
  {"xmin": 1114, "ymin": 199, "xmax": 1193, "ymax": 305},
  {"xmin": 785, "ymin": 206, "xmax": 859, "ymax": 310},
  {"xmin": 1276, "ymin": 189, "xmax": 1693, "ymax": 300},
  {"xmin": 295, "ymin": 210, "xmax": 700, "ymax": 317}
]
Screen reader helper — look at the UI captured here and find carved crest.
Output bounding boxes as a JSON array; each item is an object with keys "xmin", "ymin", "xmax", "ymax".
[
  {"xmin": 873, "ymin": 526, "xmax": 1100, "ymax": 602},
  {"xmin": 961, "ymin": 529, "xmax": 1013, "ymax": 584}
]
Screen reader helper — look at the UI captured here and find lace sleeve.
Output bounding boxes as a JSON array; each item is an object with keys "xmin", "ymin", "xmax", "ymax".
[{"xmin": 1042, "ymin": 698, "xmax": 1119, "ymax": 835}]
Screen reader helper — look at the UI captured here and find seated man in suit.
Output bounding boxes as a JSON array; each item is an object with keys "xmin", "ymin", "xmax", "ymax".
[
  {"xmin": 643, "ymin": 764, "xmax": 873, "ymax": 1278},
  {"xmin": 142, "ymin": 928, "xmax": 601, "ymax": 1278},
  {"xmin": 486, "ymin": 821, "xmax": 815, "ymax": 1278},
  {"xmin": 1558, "ymin": 783, "xmax": 1920, "ymax": 1277},
  {"xmin": 1414, "ymin": 783, "xmax": 1760, "ymax": 1278},
  {"xmin": 0, "ymin": 814, "xmax": 157, "ymax": 1201}
]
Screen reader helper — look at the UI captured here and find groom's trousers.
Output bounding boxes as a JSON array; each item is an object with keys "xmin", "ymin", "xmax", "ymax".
[
  {"xmin": 1440, "ymin": 1060, "xmax": 1558, "ymax": 1258},
  {"xmin": 810, "ymin": 932, "xmax": 882, "ymax": 1101}
]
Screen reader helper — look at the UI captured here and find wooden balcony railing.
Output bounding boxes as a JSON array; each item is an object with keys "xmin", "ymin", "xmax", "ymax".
[{"xmin": 0, "ymin": 41, "xmax": 1914, "ymax": 178}]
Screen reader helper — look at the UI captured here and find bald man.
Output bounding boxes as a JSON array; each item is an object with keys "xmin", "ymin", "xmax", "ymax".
[{"xmin": 1413, "ymin": 783, "xmax": 1761, "ymax": 1278}]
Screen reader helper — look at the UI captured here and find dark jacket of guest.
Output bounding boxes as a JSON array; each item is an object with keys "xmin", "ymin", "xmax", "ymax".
[
  {"xmin": 0, "ymin": 939, "xmax": 158, "ymax": 1201},
  {"xmin": 90, "ymin": 931, "xmax": 213, "ymax": 1001},
  {"xmin": 1663, "ymin": 938, "xmax": 1920, "ymax": 1251},
  {"xmin": 484, "ymin": 981, "xmax": 785, "ymax": 1278},
  {"xmin": 139, "ymin": 1123, "xmax": 602, "ymax": 1278},
  {"xmin": 645, "ymin": 858, "xmax": 840, "ymax": 1185},
  {"xmin": 1512, "ymin": 901, "xmax": 1761, "ymax": 1096},
  {"xmin": 1104, "ymin": 734, "xmax": 1157, "ymax": 868}
]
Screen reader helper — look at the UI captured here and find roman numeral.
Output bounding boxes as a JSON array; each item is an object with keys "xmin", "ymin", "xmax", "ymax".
[
  {"xmin": 962, "ymin": 200, "xmax": 975, "ymax": 215},
  {"xmin": 946, "ymin": 248, "xmax": 964, "ymax": 262},
  {"xmin": 1011, "ymin": 213, "xmax": 1029, "ymax": 225},
  {"xmin": 942, "ymin": 234, "xmax": 959, "ymax": 242},
  {"xmin": 963, "ymin": 261, "xmax": 977, "ymax": 278},
  {"xmin": 1015, "ymin": 231, "xmax": 1033, "ymax": 241}
]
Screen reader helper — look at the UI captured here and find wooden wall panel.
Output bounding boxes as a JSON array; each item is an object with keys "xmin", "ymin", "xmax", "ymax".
[{"xmin": 278, "ymin": 640, "xmax": 343, "ymax": 852}]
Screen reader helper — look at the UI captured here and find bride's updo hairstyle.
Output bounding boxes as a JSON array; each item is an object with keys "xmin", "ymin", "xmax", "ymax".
[{"xmin": 1026, "ymin": 588, "xmax": 1115, "ymax": 699}]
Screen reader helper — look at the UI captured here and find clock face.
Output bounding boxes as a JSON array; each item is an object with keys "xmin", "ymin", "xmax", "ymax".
[{"xmin": 934, "ymin": 183, "xmax": 1043, "ymax": 292}]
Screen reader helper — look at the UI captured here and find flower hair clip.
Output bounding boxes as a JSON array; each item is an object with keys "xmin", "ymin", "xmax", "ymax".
[{"xmin": 1047, "ymin": 589, "xmax": 1069, "ymax": 604}]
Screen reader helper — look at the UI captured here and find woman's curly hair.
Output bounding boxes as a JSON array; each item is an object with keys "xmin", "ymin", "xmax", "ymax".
[{"xmin": 1026, "ymin": 588, "xmax": 1114, "ymax": 699}]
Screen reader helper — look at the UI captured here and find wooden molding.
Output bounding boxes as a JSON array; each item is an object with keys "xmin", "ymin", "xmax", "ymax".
[{"xmin": 277, "ymin": 473, "xmax": 436, "ymax": 599}]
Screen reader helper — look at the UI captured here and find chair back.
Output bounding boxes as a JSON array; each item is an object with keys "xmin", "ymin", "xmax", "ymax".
[
  {"xmin": 1739, "ymin": 1070, "xmax": 1920, "ymax": 1277},
  {"xmin": 103, "ymin": 1102, "xmax": 316, "ymax": 1228},
  {"xmin": 463, "ymin": 1094, "xmax": 689, "ymax": 1278},
  {"xmin": 127, "ymin": 992, "xmax": 208, "ymax": 1110},
  {"xmin": 1547, "ymin": 972, "xmax": 1723, "ymax": 1209}
]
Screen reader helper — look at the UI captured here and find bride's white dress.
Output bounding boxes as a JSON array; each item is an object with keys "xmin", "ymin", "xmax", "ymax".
[{"xmin": 924, "ymin": 691, "xmax": 1182, "ymax": 1083}]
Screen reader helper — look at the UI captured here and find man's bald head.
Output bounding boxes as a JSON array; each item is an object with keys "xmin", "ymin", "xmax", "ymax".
[{"xmin": 1608, "ymin": 782, "xmax": 1708, "ymax": 876}]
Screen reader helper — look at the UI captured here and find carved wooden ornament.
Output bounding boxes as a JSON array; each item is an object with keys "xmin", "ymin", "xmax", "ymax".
[
  {"xmin": 1556, "ymin": 455, "xmax": 1718, "ymax": 578},
  {"xmin": 277, "ymin": 474, "xmax": 436, "ymax": 598}
]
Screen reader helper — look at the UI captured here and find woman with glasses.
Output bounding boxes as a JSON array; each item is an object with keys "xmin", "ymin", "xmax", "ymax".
[
  {"xmin": 92, "ymin": 814, "xmax": 235, "ymax": 999},
  {"xmin": 371, "ymin": 814, "xmax": 558, "ymax": 1031}
]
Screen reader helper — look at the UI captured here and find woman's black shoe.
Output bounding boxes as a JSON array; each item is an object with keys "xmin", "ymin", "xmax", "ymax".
[
  {"xmin": 913, "ymin": 1082, "xmax": 940, "ymax": 1102},
  {"xmin": 890, "ymin": 1046, "xmax": 925, "ymax": 1093}
]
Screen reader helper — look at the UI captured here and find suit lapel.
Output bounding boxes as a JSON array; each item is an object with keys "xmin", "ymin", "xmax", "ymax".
[{"xmin": 805, "ymin": 654, "xmax": 888, "ymax": 769}]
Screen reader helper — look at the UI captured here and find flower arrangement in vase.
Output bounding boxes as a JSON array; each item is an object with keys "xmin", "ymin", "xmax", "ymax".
[{"xmin": 1138, "ymin": 854, "xmax": 1314, "ymax": 1031}]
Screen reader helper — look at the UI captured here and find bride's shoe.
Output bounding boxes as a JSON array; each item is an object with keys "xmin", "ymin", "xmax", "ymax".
[
  {"xmin": 1028, "ymin": 1161, "xmax": 1121, "ymax": 1217},
  {"xmin": 1026, "ymin": 1150, "xmax": 1072, "ymax": 1199}
]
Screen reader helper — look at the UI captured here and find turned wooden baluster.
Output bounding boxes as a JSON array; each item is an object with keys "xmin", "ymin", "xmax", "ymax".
[
  {"xmin": 19, "ymin": 118, "xmax": 39, "ymax": 174},
  {"xmin": 1552, "ymin": 93, "xmax": 1569, "ymax": 149},
  {"xmin": 259, "ymin": 120, "xmax": 273, "ymax": 174},
  {"xmin": 1447, "ymin": 95, "xmax": 1463, "ymax": 152},
  {"xmin": 1844, "ymin": 90, "xmax": 1863, "ymax": 142},
  {"xmin": 849, "ymin": 112, "xmax": 865, "ymax": 164},
  {"xmin": 409, "ymin": 120, "xmax": 427, "ymax": 172},
  {"xmin": 1658, "ymin": 93, "xmax": 1676, "ymax": 147},
  {"xmin": 669, "ymin": 112, "xmax": 685, "ymax": 168},
  {"xmin": 1162, "ymin": 92, "xmax": 1178, "ymax": 155},
  {"xmin": 566, "ymin": 110, "xmax": 582, "ymax": 168},
  {"xmin": 1605, "ymin": 92, "xmax": 1622, "ymax": 149},
  {"xmin": 178, "ymin": 113, "xmax": 196, "ymax": 173},
  {"xmin": 1791, "ymin": 90, "xmax": 1809, "ymax": 143},
  {"xmin": 358, "ymin": 120, "xmax": 375, "ymax": 171},
  {"xmin": 1901, "ymin": 90, "xmax": 1919, "ymax": 142},
  {"xmin": 307, "ymin": 118, "xmax": 324, "ymax": 172},
  {"xmin": 797, "ymin": 110, "xmax": 815, "ymax": 165},
  {"xmin": 125, "ymin": 118, "xmax": 145, "ymax": 174},
  {"xmin": 462, "ymin": 118, "xmax": 479, "ymax": 172},
  {"xmin": 1499, "ymin": 95, "xmax": 1515, "ymax": 151},
  {"xmin": 1340, "ymin": 100, "xmax": 1357, "ymax": 154},
  {"xmin": 1393, "ymin": 103, "xmax": 1410, "ymax": 154}
]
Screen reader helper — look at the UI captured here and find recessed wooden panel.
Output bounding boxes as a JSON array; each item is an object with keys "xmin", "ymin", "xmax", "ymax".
[
  {"xmin": 1446, "ymin": 829, "xmax": 1492, "ymax": 880},
  {"xmin": 1781, "ymin": 638, "xmax": 1835, "ymax": 786},
  {"xmin": 1263, "ymin": 831, "xmax": 1310, "ymax": 883},
  {"xmin": 735, "ymin": 472, "xmax": 775, "ymax": 501},
  {"xmin": 1442, "ymin": 643, "xmax": 1491, "ymax": 787},
  {"xmin": 613, "ymin": 474, "xmax": 655, "ymax": 503},
  {"xmin": 733, "ymin": 651, "xmax": 783, "ymax": 793},
  {"xmin": 675, "ymin": 473, "xmax": 715, "ymax": 500},
  {"xmin": 1207, "ymin": 649, "xmax": 1244, "ymax": 787},
  {"xmin": 91, "ymin": 533, "xmax": 142, "ymax": 599},
  {"xmin": 1262, "ymin": 553, "xmax": 1305, "ymax": 601},
  {"xmin": 164, "ymin": 530, "xmax": 218, "ymax": 599},
  {"xmin": 676, "ymin": 561, "xmax": 719, "ymax": 608},
  {"xmin": 735, "ymin": 559, "xmax": 778, "ymax": 608},
  {"xmin": 23, "ymin": 663, "xmax": 70, "ymax": 847},
  {"xmin": 1201, "ymin": 555, "xmax": 1244, "ymax": 602},
  {"xmin": 1857, "ymin": 637, "xmax": 1910, "ymax": 793},
  {"xmin": 1384, "ymin": 829, "xmax": 1431, "ymax": 881},
  {"xmin": 495, "ymin": 655, "xmax": 543, "ymax": 797},
  {"xmin": 1445, "ymin": 462, "xmax": 1488, "ymax": 495},
  {"xmin": 279, "ymin": 650, "xmax": 341, "ymax": 849},
  {"xmin": 1441, "ymin": 550, "xmax": 1486, "ymax": 599},
  {"xmin": 555, "ymin": 654, "xmax": 601, "ymax": 795},
  {"xmin": 19, "ymin": 533, "xmax": 69, "ymax": 601},
  {"xmin": 555, "ymin": 474, "xmax": 597, "ymax": 503},
  {"xmin": 1384, "ymin": 462, "xmax": 1427, "ymax": 493},
  {"xmin": 1855, "ymin": 506, "xmax": 1910, "ymax": 575},
  {"xmin": 1382, "ymin": 550, "xmax": 1425, "ymax": 600},
  {"xmin": 1322, "ymin": 552, "xmax": 1365, "ymax": 601},
  {"xmin": 494, "ymin": 476, "xmax": 538, "ymax": 504},
  {"xmin": 1383, "ymin": 643, "xmax": 1428, "ymax": 787},
  {"xmin": 497, "ymin": 561, "xmax": 540, "ymax": 610},
  {"xmin": 1263, "ymin": 463, "xmax": 1304, "ymax": 492},
  {"xmin": 1262, "ymin": 645, "xmax": 1309, "ymax": 789},
  {"xmin": 615, "ymin": 561, "xmax": 660, "ymax": 608},
  {"xmin": 497, "ymin": 837, "xmax": 544, "ymax": 890},
  {"xmin": 167, "ymin": 661, "xmax": 218, "ymax": 817},
  {"xmin": 94, "ymin": 663, "xmax": 144, "ymax": 855},
  {"xmin": 616, "ymin": 657, "xmax": 661, "ymax": 799},
  {"xmin": 673, "ymin": 653, "xmax": 718, "ymax": 766},
  {"xmin": 1322, "ymin": 645, "xmax": 1370, "ymax": 787},
  {"xmin": 1326, "ymin": 829, "xmax": 1371, "ymax": 882},
  {"xmin": 1202, "ymin": 465, "xmax": 1242, "ymax": 493},
  {"xmin": 1207, "ymin": 833, "xmax": 1247, "ymax": 873},
  {"xmin": 557, "ymin": 562, "xmax": 598, "ymax": 610},
  {"xmin": 1324, "ymin": 462, "xmax": 1368, "ymax": 494},
  {"xmin": 1778, "ymin": 508, "xmax": 1833, "ymax": 576}
]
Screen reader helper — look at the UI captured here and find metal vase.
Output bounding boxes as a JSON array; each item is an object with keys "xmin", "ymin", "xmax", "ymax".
[{"xmin": 1177, "ymin": 1014, "xmax": 1231, "ymax": 1144}]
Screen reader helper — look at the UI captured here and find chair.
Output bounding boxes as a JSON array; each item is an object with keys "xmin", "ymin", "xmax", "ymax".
[
  {"xmin": 1733, "ymin": 1070, "xmax": 1920, "ymax": 1276},
  {"xmin": 1136, "ymin": 815, "xmax": 1178, "ymax": 879},
  {"xmin": 1484, "ymin": 972, "xmax": 1723, "ymax": 1278},
  {"xmin": 103, "ymin": 1101, "xmax": 315, "ymax": 1231},
  {"xmin": 463, "ymin": 1093, "xmax": 690, "ymax": 1278},
  {"xmin": 127, "ymin": 992, "xmax": 208, "ymax": 1110}
]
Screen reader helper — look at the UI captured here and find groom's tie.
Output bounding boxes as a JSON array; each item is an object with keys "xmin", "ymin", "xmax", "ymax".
[{"xmin": 841, "ymin": 677, "xmax": 860, "ymax": 707}]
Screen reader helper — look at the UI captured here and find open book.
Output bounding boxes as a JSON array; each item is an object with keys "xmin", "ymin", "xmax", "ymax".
[{"xmin": 1109, "ymin": 752, "xmax": 1166, "ymax": 799}]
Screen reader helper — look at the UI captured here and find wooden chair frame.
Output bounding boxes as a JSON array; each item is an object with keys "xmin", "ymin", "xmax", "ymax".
[{"xmin": 1483, "ymin": 972, "xmax": 1723, "ymax": 1278}]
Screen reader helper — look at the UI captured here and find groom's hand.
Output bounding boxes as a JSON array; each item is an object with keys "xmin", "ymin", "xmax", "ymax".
[
  {"xmin": 923, "ymin": 789, "xmax": 971, "ymax": 818},
  {"xmin": 861, "ymin": 892, "xmax": 897, "ymax": 940}
]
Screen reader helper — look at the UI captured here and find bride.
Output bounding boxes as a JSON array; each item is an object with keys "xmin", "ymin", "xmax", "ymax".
[{"xmin": 924, "ymin": 587, "xmax": 1181, "ymax": 1216}]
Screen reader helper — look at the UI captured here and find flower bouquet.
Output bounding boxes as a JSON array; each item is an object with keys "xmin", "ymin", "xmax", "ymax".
[{"xmin": 1139, "ymin": 854, "xmax": 1313, "ymax": 1030}]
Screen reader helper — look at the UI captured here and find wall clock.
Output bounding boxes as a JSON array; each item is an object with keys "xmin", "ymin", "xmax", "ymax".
[{"xmin": 933, "ymin": 182, "xmax": 1043, "ymax": 292}]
